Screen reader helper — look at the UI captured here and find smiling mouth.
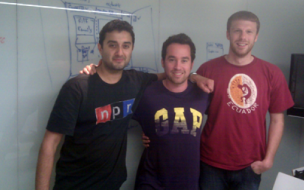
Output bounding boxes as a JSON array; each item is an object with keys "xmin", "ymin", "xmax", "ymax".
[
  {"xmin": 236, "ymin": 42, "xmax": 248, "ymax": 47},
  {"xmin": 172, "ymin": 72, "xmax": 183, "ymax": 77}
]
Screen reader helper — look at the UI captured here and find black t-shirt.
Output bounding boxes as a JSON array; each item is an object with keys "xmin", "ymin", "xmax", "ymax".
[{"xmin": 46, "ymin": 70, "xmax": 157, "ymax": 190}]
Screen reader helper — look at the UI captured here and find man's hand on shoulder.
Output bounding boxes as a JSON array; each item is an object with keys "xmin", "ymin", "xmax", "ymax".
[
  {"xmin": 190, "ymin": 73, "xmax": 214, "ymax": 93},
  {"xmin": 79, "ymin": 63, "xmax": 98, "ymax": 75}
]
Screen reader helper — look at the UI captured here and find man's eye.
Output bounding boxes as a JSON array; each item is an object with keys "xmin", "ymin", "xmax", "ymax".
[{"xmin": 123, "ymin": 45, "xmax": 130, "ymax": 49}]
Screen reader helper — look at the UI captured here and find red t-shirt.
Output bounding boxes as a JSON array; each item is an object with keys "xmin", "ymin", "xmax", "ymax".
[{"xmin": 197, "ymin": 56, "xmax": 294, "ymax": 170}]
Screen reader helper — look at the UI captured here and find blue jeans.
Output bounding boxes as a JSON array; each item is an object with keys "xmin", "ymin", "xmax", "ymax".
[{"xmin": 199, "ymin": 161, "xmax": 261, "ymax": 190}]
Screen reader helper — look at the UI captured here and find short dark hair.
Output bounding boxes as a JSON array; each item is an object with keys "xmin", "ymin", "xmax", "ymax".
[
  {"xmin": 99, "ymin": 19, "xmax": 135, "ymax": 46},
  {"xmin": 161, "ymin": 33, "xmax": 196, "ymax": 62},
  {"xmin": 227, "ymin": 11, "xmax": 260, "ymax": 33}
]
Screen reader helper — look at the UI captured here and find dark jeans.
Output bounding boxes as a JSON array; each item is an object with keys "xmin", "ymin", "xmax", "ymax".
[{"xmin": 199, "ymin": 161, "xmax": 261, "ymax": 190}]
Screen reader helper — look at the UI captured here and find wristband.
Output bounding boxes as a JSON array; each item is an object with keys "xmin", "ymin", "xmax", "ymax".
[{"xmin": 189, "ymin": 72, "xmax": 197, "ymax": 83}]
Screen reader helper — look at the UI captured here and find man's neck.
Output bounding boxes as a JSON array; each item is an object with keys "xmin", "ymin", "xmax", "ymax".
[
  {"xmin": 162, "ymin": 79, "xmax": 188, "ymax": 93},
  {"xmin": 225, "ymin": 52, "xmax": 254, "ymax": 66},
  {"xmin": 96, "ymin": 63, "xmax": 123, "ymax": 84}
]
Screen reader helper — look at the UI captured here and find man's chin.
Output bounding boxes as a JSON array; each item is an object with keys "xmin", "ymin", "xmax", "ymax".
[
  {"xmin": 111, "ymin": 63, "xmax": 129, "ymax": 70},
  {"xmin": 169, "ymin": 79, "xmax": 188, "ymax": 85}
]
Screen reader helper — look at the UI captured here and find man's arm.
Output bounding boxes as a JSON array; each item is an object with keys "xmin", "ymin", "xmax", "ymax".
[
  {"xmin": 251, "ymin": 112, "xmax": 284, "ymax": 174},
  {"xmin": 80, "ymin": 65, "xmax": 214, "ymax": 93},
  {"xmin": 79, "ymin": 64, "xmax": 166, "ymax": 83},
  {"xmin": 190, "ymin": 73, "xmax": 214, "ymax": 93},
  {"xmin": 35, "ymin": 130, "xmax": 63, "ymax": 190}
]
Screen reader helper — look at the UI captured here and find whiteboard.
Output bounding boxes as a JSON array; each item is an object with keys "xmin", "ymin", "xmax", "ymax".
[
  {"xmin": 1, "ymin": 0, "xmax": 304, "ymax": 190},
  {"xmin": 0, "ymin": 0, "xmax": 159, "ymax": 189}
]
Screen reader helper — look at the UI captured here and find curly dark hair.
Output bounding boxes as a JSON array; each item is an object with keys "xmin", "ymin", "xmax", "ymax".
[{"xmin": 99, "ymin": 19, "xmax": 135, "ymax": 47}]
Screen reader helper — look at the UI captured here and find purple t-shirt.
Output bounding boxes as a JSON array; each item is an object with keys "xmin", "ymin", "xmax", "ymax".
[{"xmin": 133, "ymin": 80, "xmax": 209, "ymax": 190}]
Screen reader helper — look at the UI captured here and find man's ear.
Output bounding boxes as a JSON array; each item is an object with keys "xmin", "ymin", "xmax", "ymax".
[
  {"xmin": 190, "ymin": 61, "xmax": 194, "ymax": 71},
  {"xmin": 161, "ymin": 59, "xmax": 165, "ymax": 69},
  {"xmin": 98, "ymin": 43, "xmax": 103, "ymax": 54},
  {"xmin": 226, "ymin": 30, "xmax": 230, "ymax": 40},
  {"xmin": 254, "ymin": 33, "xmax": 259, "ymax": 42}
]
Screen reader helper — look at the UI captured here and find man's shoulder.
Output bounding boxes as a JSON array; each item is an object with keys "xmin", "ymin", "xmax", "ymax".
[
  {"xmin": 190, "ymin": 82, "xmax": 209, "ymax": 98},
  {"xmin": 62, "ymin": 74, "xmax": 91, "ymax": 89},
  {"xmin": 67, "ymin": 74, "xmax": 89, "ymax": 82},
  {"xmin": 205, "ymin": 56, "xmax": 225, "ymax": 64},
  {"xmin": 144, "ymin": 80, "xmax": 162, "ymax": 91},
  {"xmin": 124, "ymin": 69, "xmax": 155, "ymax": 77},
  {"xmin": 199, "ymin": 56, "xmax": 225, "ymax": 69},
  {"xmin": 123, "ymin": 69, "xmax": 157, "ymax": 83},
  {"xmin": 254, "ymin": 57, "xmax": 283, "ymax": 73},
  {"xmin": 124, "ymin": 69, "xmax": 144, "ymax": 75},
  {"xmin": 197, "ymin": 56, "xmax": 225, "ymax": 77}
]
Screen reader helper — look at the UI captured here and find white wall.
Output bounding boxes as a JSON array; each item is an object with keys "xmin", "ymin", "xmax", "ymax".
[{"xmin": 0, "ymin": 0, "xmax": 18, "ymax": 189}]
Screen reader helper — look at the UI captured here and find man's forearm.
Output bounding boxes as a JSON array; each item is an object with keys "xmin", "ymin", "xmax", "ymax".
[
  {"xmin": 35, "ymin": 145, "xmax": 56, "ymax": 190},
  {"xmin": 189, "ymin": 73, "xmax": 214, "ymax": 93},
  {"xmin": 251, "ymin": 112, "xmax": 284, "ymax": 174},
  {"xmin": 35, "ymin": 131, "xmax": 63, "ymax": 190},
  {"xmin": 264, "ymin": 112, "xmax": 284, "ymax": 164}
]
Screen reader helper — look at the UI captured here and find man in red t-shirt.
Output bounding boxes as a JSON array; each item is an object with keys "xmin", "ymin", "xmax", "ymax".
[{"xmin": 197, "ymin": 11, "xmax": 294, "ymax": 190}]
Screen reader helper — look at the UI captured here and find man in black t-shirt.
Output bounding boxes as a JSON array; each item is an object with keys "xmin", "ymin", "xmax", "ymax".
[
  {"xmin": 35, "ymin": 20, "xmax": 159, "ymax": 190},
  {"xmin": 35, "ymin": 20, "xmax": 213, "ymax": 190}
]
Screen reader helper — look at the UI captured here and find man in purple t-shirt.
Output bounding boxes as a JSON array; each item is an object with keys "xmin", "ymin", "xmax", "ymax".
[{"xmin": 133, "ymin": 33, "xmax": 209, "ymax": 190}]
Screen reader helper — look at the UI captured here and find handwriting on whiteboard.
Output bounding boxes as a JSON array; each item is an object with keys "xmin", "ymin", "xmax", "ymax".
[
  {"xmin": 0, "ymin": 37, "xmax": 5, "ymax": 44},
  {"xmin": 106, "ymin": 1, "xmax": 120, "ymax": 8},
  {"xmin": 206, "ymin": 42, "xmax": 224, "ymax": 61},
  {"xmin": 62, "ymin": 1, "xmax": 158, "ymax": 78}
]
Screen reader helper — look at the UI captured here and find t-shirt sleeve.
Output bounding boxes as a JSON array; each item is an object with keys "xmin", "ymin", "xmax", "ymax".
[
  {"xmin": 196, "ymin": 62, "xmax": 208, "ymax": 77},
  {"xmin": 46, "ymin": 80, "xmax": 82, "ymax": 136},
  {"xmin": 129, "ymin": 71, "xmax": 157, "ymax": 113},
  {"xmin": 143, "ymin": 73, "xmax": 158, "ymax": 84},
  {"xmin": 129, "ymin": 70, "xmax": 158, "ymax": 89},
  {"xmin": 269, "ymin": 67, "xmax": 294, "ymax": 113}
]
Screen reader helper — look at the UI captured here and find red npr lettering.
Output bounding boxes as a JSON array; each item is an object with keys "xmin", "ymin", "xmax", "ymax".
[{"xmin": 95, "ymin": 104, "xmax": 112, "ymax": 124}]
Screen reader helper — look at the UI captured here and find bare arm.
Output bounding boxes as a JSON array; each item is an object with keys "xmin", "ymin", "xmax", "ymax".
[
  {"xmin": 79, "ymin": 64, "xmax": 165, "ymax": 79},
  {"xmin": 251, "ymin": 112, "xmax": 284, "ymax": 174},
  {"xmin": 35, "ymin": 130, "xmax": 63, "ymax": 190},
  {"xmin": 79, "ymin": 65, "xmax": 214, "ymax": 94},
  {"xmin": 79, "ymin": 63, "xmax": 166, "ymax": 82},
  {"xmin": 190, "ymin": 73, "xmax": 214, "ymax": 93}
]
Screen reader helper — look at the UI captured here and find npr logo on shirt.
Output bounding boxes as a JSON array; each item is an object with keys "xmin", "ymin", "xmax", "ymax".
[{"xmin": 95, "ymin": 99, "xmax": 135, "ymax": 124}]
